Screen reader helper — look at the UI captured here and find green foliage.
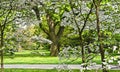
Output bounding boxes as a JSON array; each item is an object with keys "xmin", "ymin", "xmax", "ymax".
[
  {"xmin": 101, "ymin": 0, "xmax": 111, "ymax": 4},
  {"xmin": 114, "ymin": 33, "xmax": 120, "ymax": 41},
  {"xmin": 82, "ymin": 30, "xmax": 97, "ymax": 44},
  {"xmin": 60, "ymin": 27, "xmax": 80, "ymax": 47}
]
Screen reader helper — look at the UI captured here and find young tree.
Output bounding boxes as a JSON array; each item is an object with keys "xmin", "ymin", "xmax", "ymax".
[
  {"xmin": 68, "ymin": 0, "xmax": 93, "ymax": 64},
  {"xmin": 0, "ymin": 0, "xmax": 16, "ymax": 72},
  {"xmin": 60, "ymin": 0, "xmax": 120, "ymax": 71},
  {"xmin": 93, "ymin": 0, "xmax": 120, "ymax": 72},
  {"xmin": 93, "ymin": 0, "xmax": 107, "ymax": 72}
]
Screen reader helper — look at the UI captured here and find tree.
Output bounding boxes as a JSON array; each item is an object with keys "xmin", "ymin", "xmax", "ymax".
[
  {"xmin": 93, "ymin": 0, "xmax": 120, "ymax": 72},
  {"xmin": 68, "ymin": 0, "xmax": 94, "ymax": 64},
  {"xmin": 59, "ymin": 0, "xmax": 120, "ymax": 71},
  {"xmin": 30, "ymin": 0, "xmax": 70, "ymax": 56},
  {"xmin": 93, "ymin": 0, "xmax": 107, "ymax": 72},
  {"xmin": 0, "ymin": 0, "xmax": 16, "ymax": 72}
]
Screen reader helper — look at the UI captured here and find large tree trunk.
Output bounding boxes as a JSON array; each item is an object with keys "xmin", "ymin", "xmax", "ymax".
[
  {"xmin": 49, "ymin": 33, "xmax": 60, "ymax": 56},
  {"xmin": 46, "ymin": 14, "xmax": 64, "ymax": 56},
  {"xmin": 32, "ymin": 5, "xmax": 64, "ymax": 57},
  {"xmin": 50, "ymin": 42, "xmax": 59, "ymax": 56}
]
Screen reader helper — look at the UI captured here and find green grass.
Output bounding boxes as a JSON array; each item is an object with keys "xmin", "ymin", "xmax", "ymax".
[
  {"xmin": 1, "ymin": 69, "xmax": 120, "ymax": 72},
  {"xmin": 2, "ymin": 69, "xmax": 80, "ymax": 72},
  {"xmin": 4, "ymin": 57, "xmax": 59, "ymax": 64},
  {"xmin": 4, "ymin": 50, "xmax": 81, "ymax": 64},
  {"xmin": 3, "ymin": 50, "xmax": 118, "ymax": 64}
]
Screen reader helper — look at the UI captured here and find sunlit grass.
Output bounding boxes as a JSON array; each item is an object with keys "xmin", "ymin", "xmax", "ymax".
[
  {"xmin": 4, "ymin": 50, "xmax": 82, "ymax": 64},
  {"xmin": 4, "ymin": 50, "xmax": 119, "ymax": 64},
  {"xmin": 4, "ymin": 57, "xmax": 59, "ymax": 64}
]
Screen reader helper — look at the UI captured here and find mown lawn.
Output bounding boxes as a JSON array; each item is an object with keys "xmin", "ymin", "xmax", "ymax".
[
  {"xmin": 1, "ymin": 69, "xmax": 120, "ymax": 72},
  {"xmin": 4, "ymin": 50, "xmax": 118, "ymax": 64},
  {"xmin": 3, "ymin": 50, "xmax": 96, "ymax": 64}
]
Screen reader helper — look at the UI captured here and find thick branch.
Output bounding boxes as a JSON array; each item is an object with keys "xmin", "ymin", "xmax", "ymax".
[
  {"xmin": 32, "ymin": 6, "xmax": 49, "ymax": 36},
  {"xmin": 57, "ymin": 26, "xmax": 65, "ymax": 39}
]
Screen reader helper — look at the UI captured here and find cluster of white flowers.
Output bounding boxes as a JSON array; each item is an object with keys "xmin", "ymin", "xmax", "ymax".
[
  {"xmin": 31, "ymin": 35, "xmax": 52, "ymax": 44},
  {"xmin": 118, "ymin": 61, "xmax": 120, "ymax": 65}
]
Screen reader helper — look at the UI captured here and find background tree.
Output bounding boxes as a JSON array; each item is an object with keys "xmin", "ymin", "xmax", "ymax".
[{"xmin": 31, "ymin": 0, "xmax": 71, "ymax": 56}]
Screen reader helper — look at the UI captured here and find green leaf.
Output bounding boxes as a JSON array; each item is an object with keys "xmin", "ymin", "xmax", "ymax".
[
  {"xmin": 101, "ymin": 0, "xmax": 110, "ymax": 5},
  {"xmin": 53, "ymin": 14, "xmax": 60, "ymax": 22},
  {"xmin": 65, "ymin": 4, "xmax": 71, "ymax": 12}
]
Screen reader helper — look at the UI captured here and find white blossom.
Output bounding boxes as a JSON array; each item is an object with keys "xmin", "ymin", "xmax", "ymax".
[
  {"xmin": 118, "ymin": 61, "xmax": 120, "ymax": 65},
  {"xmin": 113, "ymin": 46, "xmax": 117, "ymax": 51},
  {"xmin": 108, "ymin": 60, "xmax": 113, "ymax": 63}
]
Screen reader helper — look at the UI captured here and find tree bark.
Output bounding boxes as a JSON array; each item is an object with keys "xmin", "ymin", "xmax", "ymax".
[
  {"xmin": 81, "ymin": 41, "xmax": 85, "ymax": 63},
  {"xmin": 49, "ymin": 33, "xmax": 59, "ymax": 56},
  {"xmin": 50, "ymin": 42, "xmax": 59, "ymax": 56},
  {"xmin": 0, "ymin": 29, "xmax": 4, "ymax": 72},
  {"xmin": 0, "ymin": 50, "xmax": 4, "ymax": 72}
]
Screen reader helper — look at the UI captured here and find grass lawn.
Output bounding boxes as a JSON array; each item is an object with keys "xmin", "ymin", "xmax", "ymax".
[
  {"xmin": 1, "ymin": 69, "xmax": 120, "ymax": 72},
  {"xmin": 3, "ymin": 50, "xmax": 96, "ymax": 64},
  {"xmin": 3, "ymin": 50, "xmax": 118, "ymax": 64}
]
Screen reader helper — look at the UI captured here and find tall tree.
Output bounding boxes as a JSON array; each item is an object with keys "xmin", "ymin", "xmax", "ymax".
[{"xmin": 31, "ymin": 0, "xmax": 70, "ymax": 56}]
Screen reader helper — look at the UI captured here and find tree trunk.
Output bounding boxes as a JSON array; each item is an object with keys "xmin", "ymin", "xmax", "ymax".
[
  {"xmin": 32, "ymin": 5, "xmax": 64, "ymax": 57},
  {"xmin": 0, "ymin": 30, "xmax": 4, "ymax": 72},
  {"xmin": 81, "ymin": 44, "xmax": 85, "ymax": 63},
  {"xmin": 50, "ymin": 43, "xmax": 59, "ymax": 56},
  {"xmin": 93, "ymin": 0, "xmax": 107, "ymax": 72},
  {"xmin": 0, "ymin": 50, "xmax": 4, "ymax": 72},
  {"xmin": 79, "ymin": 35, "xmax": 85, "ymax": 63},
  {"xmin": 49, "ymin": 34, "xmax": 60, "ymax": 56}
]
